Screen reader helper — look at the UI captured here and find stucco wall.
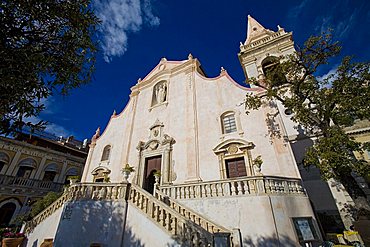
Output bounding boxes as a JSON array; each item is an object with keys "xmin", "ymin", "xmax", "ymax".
[
  {"xmin": 178, "ymin": 195, "xmax": 319, "ymax": 246},
  {"xmin": 26, "ymin": 206, "xmax": 63, "ymax": 247},
  {"xmin": 124, "ymin": 203, "xmax": 180, "ymax": 247},
  {"xmin": 53, "ymin": 201, "xmax": 127, "ymax": 247},
  {"xmin": 83, "ymin": 60, "xmax": 301, "ymax": 186}
]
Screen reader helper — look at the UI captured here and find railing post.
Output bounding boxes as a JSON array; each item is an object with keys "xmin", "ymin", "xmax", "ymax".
[{"xmin": 214, "ymin": 232, "xmax": 231, "ymax": 247}]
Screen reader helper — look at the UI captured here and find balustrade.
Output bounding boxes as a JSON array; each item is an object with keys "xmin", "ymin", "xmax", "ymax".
[
  {"xmin": 129, "ymin": 184, "xmax": 226, "ymax": 246},
  {"xmin": 159, "ymin": 176, "xmax": 305, "ymax": 200},
  {"xmin": 240, "ymin": 29, "xmax": 284, "ymax": 51},
  {"xmin": 25, "ymin": 182, "xmax": 129, "ymax": 234},
  {"xmin": 0, "ymin": 174, "xmax": 63, "ymax": 191}
]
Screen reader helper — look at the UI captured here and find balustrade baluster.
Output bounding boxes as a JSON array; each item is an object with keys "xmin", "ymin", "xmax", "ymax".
[
  {"xmin": 210, "ymin": 183, "xmax": 216, "ymax": 197},
  {"xmin": 171, "ymin": 217, "xmax": 177, "ymax": 235},
  {"xmin": 190, "ymin": 186, "xmax": 195, "ymax": 198},
  {"xmin": 159, "ymin": 208, "xmax": 165, "ymax": 226},
  {"xmin": 205, "ymin": 184, "xmax": 211, "ymax": 197},
  {"xmin": 230, "ymin": 182, "xmax": 236, "ymax": 195},
  {"xmin": 166, "ymin": 212, "xmax": 172, "ymax": 231}
]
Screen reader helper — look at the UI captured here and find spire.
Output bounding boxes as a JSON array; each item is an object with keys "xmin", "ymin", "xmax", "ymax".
[{"xmin": 244, "ymin": 15, "xmax": 273, "ymax": 45}]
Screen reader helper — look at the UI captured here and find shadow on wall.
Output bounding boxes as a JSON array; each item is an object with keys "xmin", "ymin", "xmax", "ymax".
[
  {"xmin": 243, "ymin": 234, "xmax": 298, "ymax": 247},
  {"xmin": 122, "ymin": 226, "xmax": 145, "ymax": 247},
  {"xmin": 51, "ymin": 200, "xmax": 127, "ymax": 247}
]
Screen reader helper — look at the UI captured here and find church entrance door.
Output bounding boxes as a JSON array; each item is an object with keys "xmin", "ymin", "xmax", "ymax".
[{"xmin": 143, "ymin": 155, "xmax": 161, "ymax": 194}]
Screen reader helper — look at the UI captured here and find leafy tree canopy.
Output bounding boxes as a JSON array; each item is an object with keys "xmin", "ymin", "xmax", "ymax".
[
  {"xmin": 244, "ymin": 32, "xmax": 370, "ymax": 208},
  {"xmin": 0, "ymin": 0, "xmax": 99, "ymax": 135}
]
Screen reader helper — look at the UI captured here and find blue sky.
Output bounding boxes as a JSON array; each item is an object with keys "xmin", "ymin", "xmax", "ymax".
[{"xmin": 37, "ymin": 0, "xmax": 370, "ymax": 140}]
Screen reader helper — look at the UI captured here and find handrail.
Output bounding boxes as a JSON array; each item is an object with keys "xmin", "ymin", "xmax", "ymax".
[
  {"xmin": 155, "ymin": 188, "xmax": 230, "ymax": 232},
  {"xmin": 24, "ymin": 190, "xmax": 71, "ymax": 234},
  {"xmin": 0, "ymin": 174, "xmax": 63, "ymax": 191},
  {"xmin": 24, "ymin": 182, "xmax": 129, "ymax": 234},
  {"xmin": 159, "ymin": 175, "xmax": 305, "ymax": 200},
  {"xmin": 128, "ymin": 184, "xmax": 231, "ymax": 246}
]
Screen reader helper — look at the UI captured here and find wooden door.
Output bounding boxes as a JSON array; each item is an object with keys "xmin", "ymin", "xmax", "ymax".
[
  {"xmin": 143, "ymin": 156, "xmax": 161, "ymax": 193},
  {"xmin": 226, "ymin": 157, "xmax": 247, "ymax": 178}
]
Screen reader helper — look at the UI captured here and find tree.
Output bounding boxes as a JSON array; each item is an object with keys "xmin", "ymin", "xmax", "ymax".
[
  {"xmin": 30, "ymin": 191, "xmax": 62, "ymax": 217},
  {"xmin": 0, "ymin": 0, "xmax": 99, "ymax": 134},
  {"xmin": 244, "ymin": 32, "xmax": 370, "ymax": 211}
]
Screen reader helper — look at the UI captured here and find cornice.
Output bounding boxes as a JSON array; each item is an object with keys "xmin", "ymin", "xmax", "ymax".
[
  {"xmin": 0, "ymin": 138, "xmax": 85, "ymax": 164},
  {"xmin": 130, "ymin": 59, "xmax": 201, "ymax": 93}
]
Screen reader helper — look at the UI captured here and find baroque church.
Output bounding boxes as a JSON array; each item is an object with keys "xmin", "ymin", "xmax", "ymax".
[{"xmin": 24, "ymin": 16, "xmax": 324, "ymax": 247}]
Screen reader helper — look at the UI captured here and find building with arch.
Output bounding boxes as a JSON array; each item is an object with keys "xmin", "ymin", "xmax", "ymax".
[
  {"xmin": 0, "ymin": 132, "xmax": 88, "ymax": 227},
  {"xmin": 24, "ymin": 16, "xmax": 331, "ymax": 247}
]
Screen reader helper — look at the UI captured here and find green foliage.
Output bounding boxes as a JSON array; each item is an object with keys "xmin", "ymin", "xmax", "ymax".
[
  {"xmin": 0, "ymin": 0, "xmax": 99, "ymax": 135},
  {"xmin": 122, "ymin": 164, "xmax": 135, "ymax": 173},
  {"xmin": 30, "ymin": 191, "xmax": 62, "ymax": 218},
  {"xmin": 244, "ymin": 31, "xmax": 370, "ymax": 203},
  {"xmin": 67, "ymin": 175, "xmax": 80, "ymax": 181}
]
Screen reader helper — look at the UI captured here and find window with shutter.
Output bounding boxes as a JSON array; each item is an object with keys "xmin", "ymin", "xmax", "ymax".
[
  {"xmin": 225, "ymin": 157, "xmax": 247, "ymax": 178},
  {"xmin": 221, "ymin": 112, "xmax": 237, "ymax": 134}
]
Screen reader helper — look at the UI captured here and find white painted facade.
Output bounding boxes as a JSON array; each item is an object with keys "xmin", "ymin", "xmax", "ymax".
[{"xmin": 26, "ymin": 16, "xmax": 323, "ymax": 247}]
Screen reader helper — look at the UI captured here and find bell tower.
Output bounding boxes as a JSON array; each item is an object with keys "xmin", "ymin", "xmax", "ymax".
[{"xmin": 238, "ymin": 15, "xmax": 295, "ymax": 83}]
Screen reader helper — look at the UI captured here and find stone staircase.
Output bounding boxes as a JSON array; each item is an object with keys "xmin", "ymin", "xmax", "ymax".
[
  {"xmin": 25, "ymin": 182, "xmax": 233, "ymax": 246},
  {"xmin": 129, "ymin": 184, "xmax": 232, "ymax": 246}
]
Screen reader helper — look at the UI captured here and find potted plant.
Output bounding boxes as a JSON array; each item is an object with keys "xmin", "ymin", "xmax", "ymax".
[
  {"xmin": 153, "ymin": 170, "xmax": 161, "ymax": 184},
  {"xmin": 67, "ymin": 175, "xmax": 80, "ymax": 185},
  {"xmin": 121, "ymin": 164, "xmax": 135, "ymax": 181},
  {"xmin": 1, "ymin": 228, "xmax": 25, "ymax": 247}
]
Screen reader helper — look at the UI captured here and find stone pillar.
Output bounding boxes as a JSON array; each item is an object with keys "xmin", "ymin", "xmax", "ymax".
[
  {"xmin": 244, "ymin": 150, "xmax": 252, "ymax": 176},
  {"xmin": 58, "ymin": 161, "xmax": 68, "ymax": 183},
  {"xmin": 81, "ymin": 142, "xmax": 96, "ymax": 182},
  {"xmin": 162, "ymin": 148, "xmax": 170, "ymax": 184},
  {"xmin": 218, "ymin": 154, "xmax": 225, "ymax": 179},
  {"xmin": 33, "ymin": 156, "xmax": 47, "ymax": 180},
  {"xmin": 6, "ymin": 151, "xmax": 22, "ymax": 176},
  {"xmin": 184, "ymin": 68, "xmax": 202, "ymax": 182}
]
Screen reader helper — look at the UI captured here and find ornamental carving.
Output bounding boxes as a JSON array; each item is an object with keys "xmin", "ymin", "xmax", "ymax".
[
  {"xmin": 137, "ymin": 120, "xmax": 176, "ymax": 152},
  {"xmin": 227, "ymin": 145, "xmax": 238, "ymax": 154}
]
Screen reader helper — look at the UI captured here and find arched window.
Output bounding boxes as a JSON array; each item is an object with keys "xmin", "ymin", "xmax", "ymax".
[
  {"xmin": 16, "ymin": 158, "xmax": 36, "ymax": 178},
  {"xmin": 64, "ymin": 167, "xmax": 79, "ymax": 184},
  {"xmin": 0, "ymin": 202, "xmax": 17, "ymax": 226},
  {"xmin": 0, "ymin": 152, "xmax": 10, "ymax": 173},
  {"xmin": 261, "ymin": 56, "xmax": 287, "ymax": 86},
  {"xmin": 221, "ymin": 112, "xmax": 237, "ymax": 134},
  {"xmin": 101, "ymin": 145, "xmax": 111, "ymax": 161},
  {"xmin": 43, "ymin": 163, "xmax": 58, "ymax": 182}
]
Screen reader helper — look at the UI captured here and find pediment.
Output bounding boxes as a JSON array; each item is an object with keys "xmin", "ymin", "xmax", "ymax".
[
  {"xmin": 91, "ymin": 166, "xmax": 111, "ymax": 175},
  {"xmin": 140, "ymin": 58, "xmax": 186, "ymax": 83},
  {"xmin": 213, "ymin": 138, "xmax": 254, "ymax": 154}
]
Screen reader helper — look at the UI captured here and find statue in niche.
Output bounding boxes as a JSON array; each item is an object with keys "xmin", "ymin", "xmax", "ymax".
[{"xmin": 155, "ymin": 83, "xmax": 167, "ymax": 104}]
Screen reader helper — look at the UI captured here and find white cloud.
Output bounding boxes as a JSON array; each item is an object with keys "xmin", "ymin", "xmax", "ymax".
[
  {"xmin": 25, "ymin": 116, "xmax": 74, "ymax": 138},
  {"xmin": 288, "ymin": 0, "xmax": 309, "ymax": 19},
  {"xmin": 314, "ymin": 2, "xmax": 360, "ymax": 40},
  {"xmin": 94, "ymin": 0, "xmax": 160, "ymax": 62},
  {"xmin": 335, "ymin": 10, "xmax": 358, "ymax": 39},
  {"xmin": 317, "ymin": 66, "xmax": 338, "ymax": 83}
]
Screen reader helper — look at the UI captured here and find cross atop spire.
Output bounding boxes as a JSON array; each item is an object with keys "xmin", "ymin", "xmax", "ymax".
[{"xmin": 244, "ymin": 15, "xmax": 274, "ymax": 45}]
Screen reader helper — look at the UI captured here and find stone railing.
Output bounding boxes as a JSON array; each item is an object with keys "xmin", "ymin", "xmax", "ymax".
[
  {"xmin": 24, "ymin": 183, "xmax": 129, "ymax": 234},
  {"xmin": 129, "ymin": 184, "xmax": 231, "ymax": 246},
  {"xmin": 159, "ymin": 176, "xmax": 305, "ymax": 200},
  {"xmin": 67, "ymin": 182, "xmax": 129, "ymax": 201},
  {"xmin": 240, "ymin": 29, "xmax": 287, "ymax": 51},
  {"xmin": 25, "ymin": 182, "xmax": 231, "ymax": 245},
  {"xmin": 0, "ymin": 174, "xmax": 63, "ymax": 191}
]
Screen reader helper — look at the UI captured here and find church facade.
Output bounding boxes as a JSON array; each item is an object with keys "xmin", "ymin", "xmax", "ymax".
[{"xmin": 25, "ymin": 16, "xmax": 323, "ymax": 247}]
